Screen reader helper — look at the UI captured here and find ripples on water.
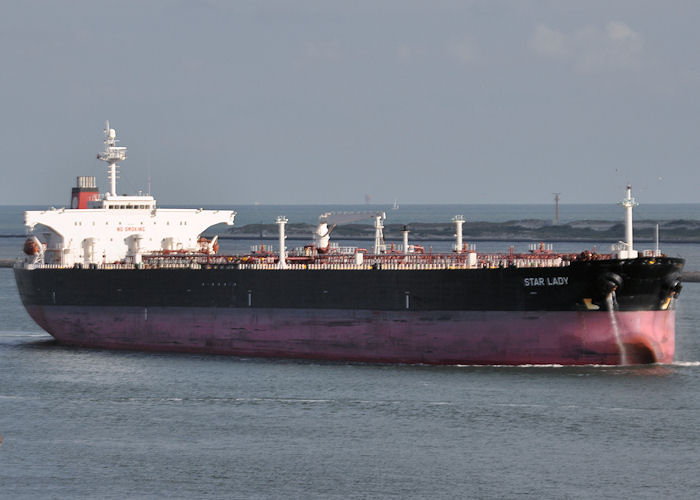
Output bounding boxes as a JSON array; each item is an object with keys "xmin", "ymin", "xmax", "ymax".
[{"xmin": 2, "ymin": 239, "xmax": 700, "ymax": 498}]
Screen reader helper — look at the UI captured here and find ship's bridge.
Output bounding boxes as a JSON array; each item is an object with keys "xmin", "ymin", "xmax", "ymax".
[{"xmin": 89, "ymin": 194, "xmax": 157, "ymax": 211}]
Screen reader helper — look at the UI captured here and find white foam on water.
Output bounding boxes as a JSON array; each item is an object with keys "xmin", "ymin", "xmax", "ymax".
[
  {"xmin": 279, "ymin": 398, "xmax": 332, "ymax": 403},
  {"xmin": 0, "ymin": 331, "xmax": 49, "ymax": 337},
  {"xmin": 454, "ymin": 364, "xmax": 566, "ymax": 368},
  {"xmin": 507, "ymin": 364, "xmax": 565, "ymax": 368},
  {"xmin": 494, "ymin": 403, "xmax": 549, "ymax": 408},
  {"xmin": 671, "ymin": 361, "xmax": 700, "ymax": 367}
]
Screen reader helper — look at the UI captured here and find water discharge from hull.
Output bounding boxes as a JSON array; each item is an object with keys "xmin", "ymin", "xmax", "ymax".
[{"xmin": 606, "ymin": 291, "xmax": 628, "ymax": 365}]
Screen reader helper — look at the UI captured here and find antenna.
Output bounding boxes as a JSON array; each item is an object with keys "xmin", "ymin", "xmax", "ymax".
[{"xmin": 147, "ymin": 151, "xmax": 152, "ymax": 195}]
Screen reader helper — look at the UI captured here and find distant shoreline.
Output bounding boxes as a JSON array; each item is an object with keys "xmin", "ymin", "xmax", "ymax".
[
  {"xmin": 7, "ymin": 234, "xmax": 700, "ymax": 244},
  {"xmin": 223, "ymin": 219, "xmax": 700, "ymax": 243},
  {"xmin": 5, "ymin": 215, "xmax": 700, "ymax": 242}
]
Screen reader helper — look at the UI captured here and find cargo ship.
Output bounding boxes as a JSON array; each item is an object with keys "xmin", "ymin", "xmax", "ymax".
[{"xmin": 14, "ymin": 123, "xmax": 684, "ymax": 365}]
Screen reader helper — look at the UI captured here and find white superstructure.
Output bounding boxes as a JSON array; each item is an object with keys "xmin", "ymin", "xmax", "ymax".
[{"xmin": 24, "ymin": 123, "xmax": 235, "ymax": 266}]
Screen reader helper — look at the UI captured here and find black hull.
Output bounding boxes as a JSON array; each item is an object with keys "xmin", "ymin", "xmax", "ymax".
[
  {"xmin": 15, "ymin": 257, "xmax": 684, "ymax": 312},
  {"xmin": 13, "ymin": 256, "xmax": 684, "ymax": 365}
]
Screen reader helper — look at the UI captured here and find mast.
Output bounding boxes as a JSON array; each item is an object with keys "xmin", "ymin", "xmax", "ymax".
[
  {"xmin": 276, "ymin": 216, "xmax": 288, "ymax": 269},
  {"xmin": 617, "ymin": 185, "xmax": 638, "ymax": 259},
  {"xmin": 453, "ymin": 215, "xmax": 465, "ymax": 253},
  {"xmin": 96, "ymin": 121, "xmax": 127, "ymax": 197},
  {"xmin": 373, "ymin": 214, "xmax": 386, "ymax": 254},
  {"xmin": 655, "ymin": 223, "xmax": 659, "ymax": 256}
]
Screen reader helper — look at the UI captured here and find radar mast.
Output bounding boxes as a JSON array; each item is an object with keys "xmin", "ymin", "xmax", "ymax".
[{"xmin": 96, "ymin": 120, "xmax": 127, "ymax": 197}]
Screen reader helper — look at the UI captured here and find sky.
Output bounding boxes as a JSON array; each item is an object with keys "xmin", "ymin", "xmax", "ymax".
[{"xmin": 1, "ymin": 0, "xmax": 699, "ymax": 206}]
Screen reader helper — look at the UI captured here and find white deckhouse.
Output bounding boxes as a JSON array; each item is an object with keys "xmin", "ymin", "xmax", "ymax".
[{"xmin": 24, "ymin": 122, "xmax": 235, "ymax": 266}]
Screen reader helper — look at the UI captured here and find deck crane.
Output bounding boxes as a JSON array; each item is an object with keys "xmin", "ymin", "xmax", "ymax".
[{"xmin": 315, "ymin": 211, "xmax": 387, "ymax": 254}]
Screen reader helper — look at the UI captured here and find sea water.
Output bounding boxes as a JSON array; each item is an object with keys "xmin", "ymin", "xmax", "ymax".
[{"xmin": 1, "ymin": 205, "xmax": 699, "ymax": 499}]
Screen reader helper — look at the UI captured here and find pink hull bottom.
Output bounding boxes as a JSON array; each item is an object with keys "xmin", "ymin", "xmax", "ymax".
[{"xmin": 25, "ymin": 306, "xmax": 675, "ymax": 365}]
